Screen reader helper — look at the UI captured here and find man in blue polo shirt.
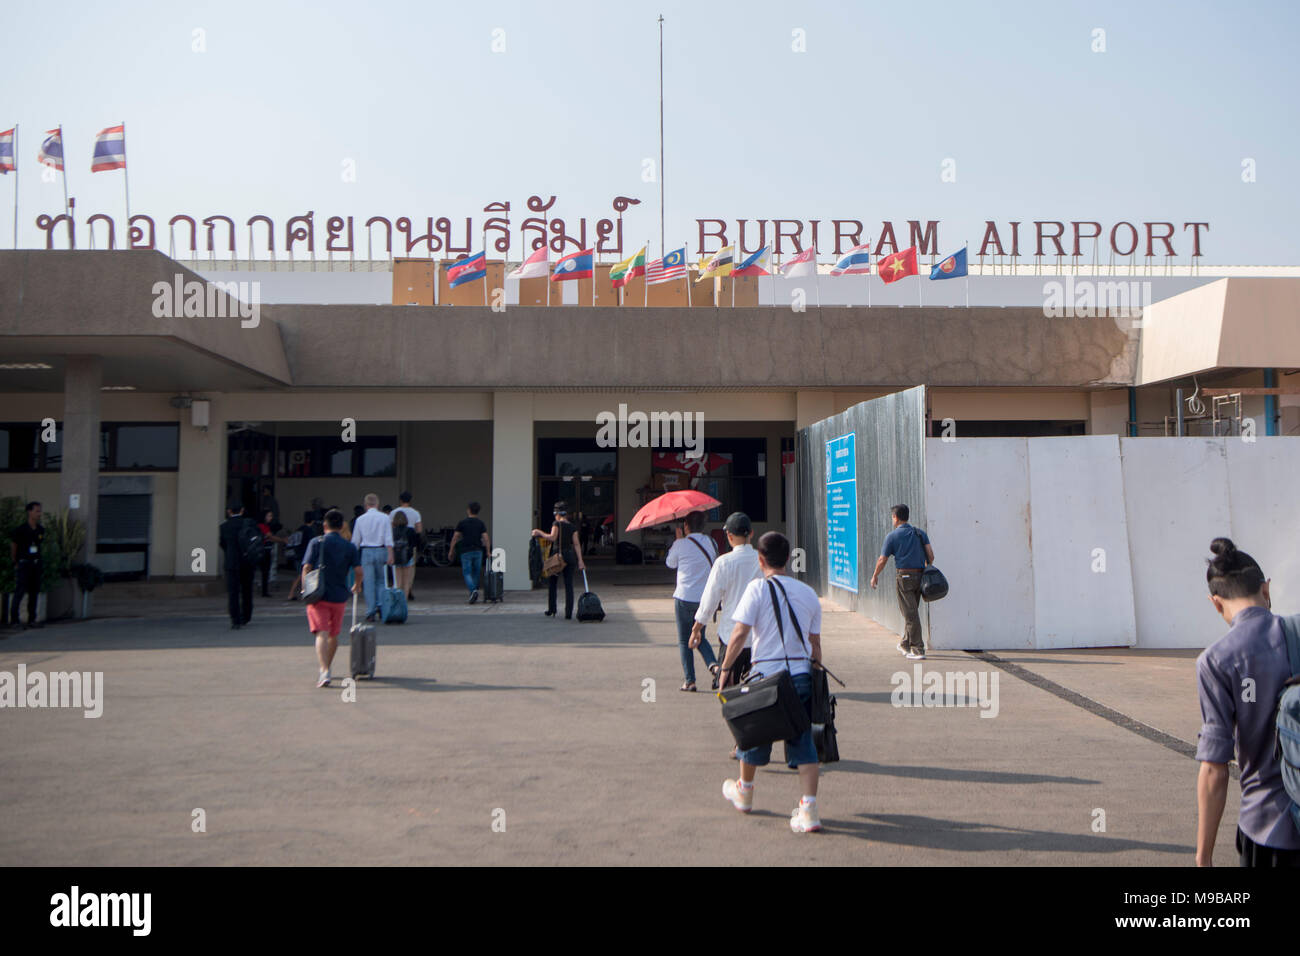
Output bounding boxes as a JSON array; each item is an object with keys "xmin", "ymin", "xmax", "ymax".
[{"xmin": 870, "ymin": 504, "xmax": 934, "ymax": 660}]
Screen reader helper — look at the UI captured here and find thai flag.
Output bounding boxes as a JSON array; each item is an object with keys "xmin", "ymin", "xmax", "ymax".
[
  {"xmin": 37, "ymin": 128, "xmax": 63, "ymax": 171},
  {"xmin": 780, "ymin": 246, "xmax": 817, "ymax": 278},
  {"xmin": 550, "ymin": 247, "xmax": 594, "ymax": 282},
  {"xmin": 830, "ymin": 244, "xmax": 872, "ymax": 276},
  {"xmin": 448, "ymin": 251, "xmax": 487, "ymax": 288},
  {"xmin": 646, "ymin": 247, "xmax": 687, "ymax": 284},
  {"xmin": 507, "ymin": 245, "xmax": 549, "ymax": 281},
  {"xmin": 0, "ymin": 128, "xmax": 14, "ymax": 174},
  {"xmin": 91, "ymin": 124, "xmax": 126, "ymax": 172}
]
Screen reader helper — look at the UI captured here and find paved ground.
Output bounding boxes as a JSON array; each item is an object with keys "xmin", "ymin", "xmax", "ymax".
[{"xmin": 0, "ymin": 572, "xmax": 1236, "ymax": 866}]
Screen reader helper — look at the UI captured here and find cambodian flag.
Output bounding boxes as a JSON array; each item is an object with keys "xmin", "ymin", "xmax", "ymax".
[
  {"xmin": 551, "ymin": 247, "xmax": 594, "ymax": 281},
  {"xmin": 930, "ymin": 247, "xmax": 968, "ymax": 280},
  {"xmin": 38, "ymin": 127, "xmax": 63, "ymax": 171},
  {"xmin": 448, "ymin": 251, "xmax": 487, "ymax": 288},
  {"xmin": 91, "ymin": 124, "xmax": 126, "ymax": 172},
  {"xmin": 0, "ymin": 127, "xmax": 14, "ymax": 174},
  {"xmin": 830, "ymin": 244, "xmax": 871, "ymax": 276}
]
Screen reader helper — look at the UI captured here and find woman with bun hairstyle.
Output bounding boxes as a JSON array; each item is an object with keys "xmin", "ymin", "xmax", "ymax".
[{"xmin": 1195, "ymin": 537, "xmax": 1300, "ymax": 867}]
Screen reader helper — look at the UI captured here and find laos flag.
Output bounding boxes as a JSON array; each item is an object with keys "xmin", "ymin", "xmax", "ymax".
[
  {"xmin": 448, "ymin": 251, "xmax": 487, "ymax": 288},
  {"xmin": 930, "ymin": 247, "xmax": 968, "ymax": 280},
  {"xmin": 551, "ymin": 247, "xmax": 594, "ymax": 281}
]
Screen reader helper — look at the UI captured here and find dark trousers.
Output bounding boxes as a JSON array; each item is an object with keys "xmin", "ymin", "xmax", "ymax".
[
  {"xmin": 9, "ymin": 561, "xmax": 41, "ymax": 624},
  {"xmin": 258, "ymin": 553, "xmax": 272, "ymax": 596},
  {"xmin": 718, "ymin": 639, "xmax": 752, "ymax": 685},
  {"xmin": 896, "ymin": 569, "xmax": 924, "ymax": 651},
  {"xmin": 1237, "ymin": 827, "xmax": 1300, "ymax": 867},
  {"xmin": 547, "ymin": 556, "xmax": 575, "ymax": 618},
  {"xmin": 226, "ymin": 564, "xmax": 255, "ymax": 625}
]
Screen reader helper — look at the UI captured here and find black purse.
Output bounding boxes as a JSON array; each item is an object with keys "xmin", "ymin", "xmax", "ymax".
[
  {"xmin": 809, "ymin": 663, "xmax": 845, "ymax": 764},
  {"xmin": 302, "ymin": 538, "xmax": 327, "ymax": 605},
  {"xmin": 718, "ymin": 579, "xmax": 812, "ymax": 751}
]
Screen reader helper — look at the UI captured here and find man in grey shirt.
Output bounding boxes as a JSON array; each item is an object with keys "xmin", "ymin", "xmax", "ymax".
[{"xmin": 1195, "ymin": 537, "xmax": 1300, "ymax": 866}]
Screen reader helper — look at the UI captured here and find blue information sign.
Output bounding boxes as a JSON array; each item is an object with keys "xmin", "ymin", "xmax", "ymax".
[{"xmin": 825, "ymin": 433, "xmax": 858, "ymax": 592}]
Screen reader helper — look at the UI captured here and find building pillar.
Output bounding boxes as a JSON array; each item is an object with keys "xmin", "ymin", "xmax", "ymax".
[
  {"xmin": 60, "ymin": 356, "xmax": 102, "ymax": 564},
  {"xmin": 492, "ymin": 392, "xmax": 534, "ymax": 590},
  {"xmin": 796, "ymin": 390, "xmax": 834, "ymax": 430},
  {"xmin": 176, "ymin": 398, "xmax": 226, "ymax": 577}
]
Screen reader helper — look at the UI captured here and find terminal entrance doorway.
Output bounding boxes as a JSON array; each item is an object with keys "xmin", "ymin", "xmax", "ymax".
[{"xmin": 537, "ymin": 438, "xmax": 617, "ymax": 560}]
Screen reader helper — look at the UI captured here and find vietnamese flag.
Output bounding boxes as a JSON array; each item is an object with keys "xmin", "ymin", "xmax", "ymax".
[{"xmin": 878, "ymin": 246, "xmax": 918, "ymax": 283}]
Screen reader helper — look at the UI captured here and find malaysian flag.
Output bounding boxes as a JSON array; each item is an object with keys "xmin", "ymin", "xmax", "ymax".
[
  {"xmin": 91, "ymin": 124, "xmax": 126, "ymax": 172},
  {"xmin": 645, "ymin": 246, "xmax": 687, "ymax": 284},
  {"xmin": 0, "ymin": 127, "xmax": 14, "ymax": 173},
  {"xmin": 37, "ymin": 127, "xmax": 63, "ymax": 171}
]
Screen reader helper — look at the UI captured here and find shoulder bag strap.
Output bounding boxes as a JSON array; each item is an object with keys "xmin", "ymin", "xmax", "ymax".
[
  {"xmin": 1283, "ymin": 614, "xmax": 1300, "ymax": 677},
  {"xmin": 687, "ymin": 534, "xmax": 714, "ymax": 566},
  {"xmin": 771, "ymin": 577, "xmax": 809, "ymax": 656}
]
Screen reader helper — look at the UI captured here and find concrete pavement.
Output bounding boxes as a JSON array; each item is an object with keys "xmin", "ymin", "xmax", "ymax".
[{"xmin": 0, "ymin": 577, "xmax": 1235, "ymax": 865}]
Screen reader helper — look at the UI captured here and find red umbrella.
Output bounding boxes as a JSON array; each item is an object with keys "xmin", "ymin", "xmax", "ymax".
[{"xmin": 625, "ymin": 490, "xmax": 722, "ymax": 532}]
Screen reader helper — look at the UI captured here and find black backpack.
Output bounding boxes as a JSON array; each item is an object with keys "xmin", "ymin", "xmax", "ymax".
[
  {"xmin": 239, "ymin": 519, "xmax": 266, "ymax": 566},
  {"xmin": 393, "ymin": 529, "xmax": 413, "ymax": 566}
]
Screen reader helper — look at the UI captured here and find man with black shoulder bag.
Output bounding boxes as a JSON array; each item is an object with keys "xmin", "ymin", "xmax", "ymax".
[{"xmin": 717, "ymin": 531, "xmax": 825, "ymax": 833}]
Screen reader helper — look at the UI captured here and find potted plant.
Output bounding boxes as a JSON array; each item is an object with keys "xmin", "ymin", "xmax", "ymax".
[
  {"xmin": 71, "ymin": 562, "xmax": 104, "ymax": 619},
  {"xmin": 0, "ymin": 496, "xmax": 23, "ymax": 624},
  {"xmin": 43, "ymin": 508, "xmax": 86, "ymax": 621}
]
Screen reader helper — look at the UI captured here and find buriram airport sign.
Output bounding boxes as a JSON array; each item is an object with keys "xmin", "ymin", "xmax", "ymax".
[{"xmin": 33, "ymin": 193, "xmax": 1210, "ymax": 261}]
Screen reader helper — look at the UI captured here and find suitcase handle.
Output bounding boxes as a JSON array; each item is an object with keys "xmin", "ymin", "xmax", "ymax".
[
  {"xmin": 582, "ymin": 569, "xmax": 589, "ymax": 593},
  {"xmin": 386, "ymin": 564, "xmax": 397, "ymax": 589},
  {"xmin": 351, "ymin": 589, "xmax": 358, "ymax": 629}
]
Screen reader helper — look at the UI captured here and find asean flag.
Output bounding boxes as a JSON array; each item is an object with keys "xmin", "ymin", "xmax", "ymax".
[
  {"xmin": 878, "ymin": 246, "xmax": 918, "ymax": 284},
  {"xmin": 551, "ymin": 247, "xmax": 594, "ymax": 281}
]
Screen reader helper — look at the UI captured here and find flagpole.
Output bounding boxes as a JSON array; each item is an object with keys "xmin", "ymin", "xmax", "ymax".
[
  {"xmin": 814, "ymin": 244, "xmax": 821, "ymax": 309},
  {"xmin": 11, "ymin": 124, "xmax": 18, "ymax": 249},
  {"xmin": 685, "ymin": 241, "xmax": 691, "ymax": 307},
  {"xmin": 964, "ymin": 241, "xmax": 970, "ymax": 308},
  {"xmin": 59, "ymin": 125, "xmax": 70, "ymax": 220},
  {"xmin": 121, "ymin": 122, "xmax": 131, "ymax": 244},
  {"xmin": 644, "ymin": 239, "xmax": 649, "ymax": 308},
  {"xmin": 658, "ymin": 14, "xmax": 665, "ymax": 255}
]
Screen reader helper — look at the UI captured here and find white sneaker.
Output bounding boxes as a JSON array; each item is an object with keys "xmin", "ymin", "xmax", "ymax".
[
  {"xmin": 790, "ymin": 802, "xmax": 822, "ymax": 833},
  {"xmin": 316, "ymin": 670, "xmax": 330, "ymax": 688},
  {"xmin": 722, "ymin": 779, "xmax": 753, "ymax": 813},
  {"xmin": 896, "ymin": 641, "xmax": 909, "ymax": 657},
  {"xmin": 906, "ymin": 650, "xmax": 925, "ymax": 660}
]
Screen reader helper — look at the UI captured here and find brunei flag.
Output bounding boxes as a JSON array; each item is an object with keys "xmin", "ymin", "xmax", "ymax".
[
  {"xmin": 609, "ymin": 245, "xmax": 647, "ymax": 289},
  {"xmin": 696, "ymin": 245, "xmax": 734, "ymax": 282},
  {"xmin": 878, "ymin": 246, "xmax": 918, "ymax": 283}
]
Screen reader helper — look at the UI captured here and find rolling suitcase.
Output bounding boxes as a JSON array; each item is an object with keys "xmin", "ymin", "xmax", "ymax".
[
  {"xmin": 380, "ymin": 565, "xmax": 408, "ymax": 623},
  {"xmin": 576, "ymin": 570, "xmax": 605, "ymax": 622},
  {"xmin": 349, "ymin": 592, "xmax": 376, "ymax": 679},
  {"xmin": 483, "ymin": 569, "xmax": 504, "ymax": 603}
]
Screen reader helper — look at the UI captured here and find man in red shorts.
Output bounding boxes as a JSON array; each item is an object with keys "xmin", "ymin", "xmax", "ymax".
[{"xmin": 299, "ymin": 509, "xmax": 362, "ymax": 688}]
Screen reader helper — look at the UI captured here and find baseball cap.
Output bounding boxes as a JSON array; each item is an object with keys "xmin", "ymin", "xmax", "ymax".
[{"xmin": 724, "ymin": 512, "xmax": 752, "ymax": 535}]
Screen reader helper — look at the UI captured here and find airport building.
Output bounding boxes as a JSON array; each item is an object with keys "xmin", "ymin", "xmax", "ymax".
[{"xmin": 2, "ymin": 249, "xmax": 1297, "ymax": 616}]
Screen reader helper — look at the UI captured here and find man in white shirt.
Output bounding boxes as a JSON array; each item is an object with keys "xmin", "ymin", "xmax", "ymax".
[
  {"xmin": 664, "ymin": 510, "xmax": 719, "ymax": 691},
  {"xmin": 690, "ymin": 512, "xmax": 761, "ymax": 688},
  {"xmin": 350, "ymin": 493, "xmax": 395, "ymax": 622},
  {"xmin": 392, "ymin": 491, "xmax": 423, "ymax": 601},
  {"xmin": 719, "ymin": 531, "xmax": 825, "ymax": 833}
]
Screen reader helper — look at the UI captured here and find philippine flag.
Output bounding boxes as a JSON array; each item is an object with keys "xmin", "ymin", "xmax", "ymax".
[
  {"xmin": 448, "ymin": 251, "xmax": 487, "ymax": 288},
  {"xmin": 830, "ymin": 244, "xmax": 872, "ymax": 276},
  {"xmin": 37, "ymin": 128, "xmax": 63, "ymax": 171},
  {"xmin": 91, "ymin": 125, "xmax": 127, "ymax": 172},
  {"xmin": 551, "ymin": 247, "xmax": 594, "ymax": 281},
  {"xmin": 780, "ymin": 246, "xmax": 817, "ymax": 278},
  {"xmin": 733, "ymin": 245, "xmax": 772, "ymax": 277},
  {"xmin": 929, "ymin": 247, "xmax": 968, "ymax": 280},
  {"xmin": 507, "ymin": 245, "xmax": 549, "ymax": 281},
  {"xmin": 0, "ymin": 127, "xmax": 14, "ymax": 174}
]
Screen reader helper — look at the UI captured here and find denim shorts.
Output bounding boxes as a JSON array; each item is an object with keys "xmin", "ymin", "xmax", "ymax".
[{"xmin": 737, "ymin": 671, "xmax": 818, "ymax": 767}]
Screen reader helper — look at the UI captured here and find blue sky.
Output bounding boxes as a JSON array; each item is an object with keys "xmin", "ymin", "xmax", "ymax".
[{"xmin": 4, "ymin": 0, "xmax": 1298, "ymax": 263}]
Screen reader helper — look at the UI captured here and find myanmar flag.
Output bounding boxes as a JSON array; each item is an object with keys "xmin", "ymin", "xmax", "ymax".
[
  {"xmin": 610, "ymin": 246, "xmax": 647, "ymax": 289},
  {"xmin": 878, "ymin": 246, "xmax": 918, "ymax": 283}
]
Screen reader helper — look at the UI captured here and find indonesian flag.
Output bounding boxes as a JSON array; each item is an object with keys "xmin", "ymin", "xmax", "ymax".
[
  {"xmin": 780, "ymin": 246, "xmax": 817, "ymax": 278},
  {"xmin": 878, "ymin": 246, "xmax": 918, "ymax": 283},
  {"xmin": 507, "ymin": 245, "xmax": 549, "ymax": 280},
  {"xmin": 37, "ymin": 127, "xmax": 63, "ymax": 171},
  {"xmin": 91, "ymin": 124, "xmax": 126, "ymax": 172}
]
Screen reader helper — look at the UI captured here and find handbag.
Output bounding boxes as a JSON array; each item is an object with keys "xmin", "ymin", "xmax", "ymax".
[
  {"xmin": 717, "ymin": 578, "xmax": 812, "ymax": 751},
  {"xmin": 809, "ymin": 662, "xmax": 845, "ymax": 764},
  {"xmin": 302, "ymin": 538, "xmax": 327, "ymax": 605},
  {"xmin": 542, "ymin": 521, "xmax": 568, "ymax": 577},
  {"xmin": 921, "ymin": 565, "xmax": 949, "ymax": 601}
]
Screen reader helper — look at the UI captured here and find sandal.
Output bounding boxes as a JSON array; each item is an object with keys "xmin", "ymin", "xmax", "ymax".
[
  {"xmin": 680, "ymin": 681, "xmax": 697, "ymax": 692},
  {"xmin": 709, "ymin": 663, "xmax": 721, "ymax": 690}
]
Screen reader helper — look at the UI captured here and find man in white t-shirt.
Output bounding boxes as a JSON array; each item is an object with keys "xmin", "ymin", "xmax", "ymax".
[
  {"xmin": 690, "ymin": 511, "xmax": 762, "ymax": 688},
  {"xmin": 718, "ymin": 531, "xmax": 825, "ymax": 833},
  {"xmin": 664, "ymin": 510, "xmax": 720, "ymax": 691}
]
